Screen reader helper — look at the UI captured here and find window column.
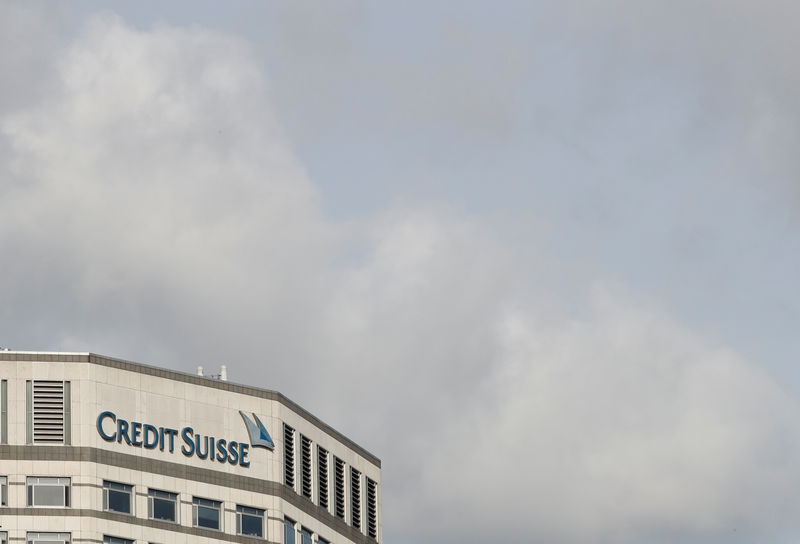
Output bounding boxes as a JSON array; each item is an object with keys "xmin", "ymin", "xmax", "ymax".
[
  {"xmin": 1, "ymin": 379, "xmax": 7, "ymax": 444},
  {"xmin": 284, "ymin": 424, "xmax": 296, "ymax": 490},
  {"xmin": 350, "ymin": 467, "xmax": 362, "ymax": 531}
]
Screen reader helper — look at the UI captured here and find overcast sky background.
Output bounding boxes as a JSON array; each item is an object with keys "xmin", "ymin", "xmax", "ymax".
[{"xmin": 2, "ymin": 1, "xmax": 800, "ymax": 543}]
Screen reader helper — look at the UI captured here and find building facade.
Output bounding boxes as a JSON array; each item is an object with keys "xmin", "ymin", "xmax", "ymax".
[{"xmin": 0, "ymin": 351, "xmax": 381, "ymax": 544}]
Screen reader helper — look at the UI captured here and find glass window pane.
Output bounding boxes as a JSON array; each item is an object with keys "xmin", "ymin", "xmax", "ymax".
[
  {"xmin": 196, "ymin": 505, "xmax": 219, "ymax": 529},
  {"xmin": 284, "ymin": 518, "xmax": 295, "ymax": 544},
  {"xmin": 241, "ymin": 513, "xmax": 262, "ymax": 536},
  {"xmin": 107, "ymin": 489, "xmax": 130, "ymax": 513},
  {"xmin": 104, "ymin": 483, "xmax": 133, "ymax": 514},
  {"xmin": 152, "ymin": 498, "xmax": 175, "ymax": 521},
  {"xmin": 28, "ymin": 476, "xmax": 70, "ymax": 506},
  {"xmin": 34, "ymin": 485, "xmax": 65, "ymax": 506},
  {"xmin": 236, "ymin": 505, "xmax": 264, "ymax": 537}
]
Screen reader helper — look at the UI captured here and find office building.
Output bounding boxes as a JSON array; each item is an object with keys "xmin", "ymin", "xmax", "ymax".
[{"xmin": 0, "ymin": 351, "xmax": 381, "ymax": 544}]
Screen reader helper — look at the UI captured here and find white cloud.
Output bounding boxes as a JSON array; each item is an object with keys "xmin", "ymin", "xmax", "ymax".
[
  {"xmin": 0, "ymin": 12, "xmax": 330, "ymax": 362},
  {"xmin": 2, "ymin": 9, "xmax": 800, "ymax": 544},
  {"xmin": 412, "ymin": 289, "xmax": 800, "ymax": 542},
  {"xmin": 317, "ymin": 213, "xmax": 800, "ymax": 542}
]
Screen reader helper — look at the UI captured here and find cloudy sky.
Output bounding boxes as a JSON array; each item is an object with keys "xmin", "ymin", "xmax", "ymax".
[{"xmin": 2, "ymin": 1, "xmax": 800, "ymax": 542}]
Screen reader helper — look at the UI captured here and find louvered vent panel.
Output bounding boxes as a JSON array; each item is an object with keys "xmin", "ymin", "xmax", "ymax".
[
  {"xmin": 334, "ymin": 456, "xmax": 346, "ymax": 519},
  {"xmin": 300, "ymin": 435, "xmax": 313, "ymax": 499},
  {"xmin": 284, "ymin": 424, "xmax": 295, "ymax": 489},
  {"xmin": 350, "ymin": 467, "xmax": 362, "ymax": 530},
  {"xmin": 367, "ymin": 477, "xmax": 378, "ymax": 539},
  {"xmin": 33, "ymin": 381, "xmax": 65, "ymax": 443},
  {"xmin": 318, "ymin": 446, "xmax": 329, "ymax": 509}
]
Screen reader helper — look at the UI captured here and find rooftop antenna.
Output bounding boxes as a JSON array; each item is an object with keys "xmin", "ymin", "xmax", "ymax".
[{"xmin": 197, "ymin": 365, "xmax": 228, "ymax": 381}]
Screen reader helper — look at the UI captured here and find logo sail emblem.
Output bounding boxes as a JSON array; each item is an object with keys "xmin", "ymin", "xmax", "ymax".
[{"xmin": 239, "ymin": 411, "xmax": 275, "ymax": 451}]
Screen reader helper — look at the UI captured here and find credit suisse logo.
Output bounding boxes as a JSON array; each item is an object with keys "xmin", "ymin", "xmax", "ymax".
[
  {"xmin": 239, "ymin": 411, "xmax": 275, "ymax": 450},
  {"xmin": 96, "ymin": 409, "xmax": 274, "ymax": 467}
]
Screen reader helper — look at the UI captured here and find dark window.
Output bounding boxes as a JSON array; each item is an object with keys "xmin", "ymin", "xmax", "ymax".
[
  {"xmin": 236, "ymin": 505, "xmax": 264, "ymax": 537},
  {"xmin": 284, "ymin": 517, "xmax": 296, "ymax": 544},
  {"xmin": 147, "ymin": 489, "xmax": 177, "ymax": 522},
  {"xmin": 301, "ymin": 528, "xmax": 313, "ymax": 544},
  {"xmin": 103, "ymin": 481, "xmax": 133, "ymax": 514},
  {"xmin": 103, "ymin": 537, "xmax": 133, "ymax": 544},
  {"xmin": 192, "ymin": 497, "xmax": 222, "ymax": 530}
]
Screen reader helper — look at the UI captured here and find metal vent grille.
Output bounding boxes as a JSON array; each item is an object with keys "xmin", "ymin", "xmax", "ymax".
[
  {"xmin": 29, "ymin": 381, "xmax": 70, "ymax": 444},
  {"xmin": 334, "ymin": 456, "xmax": 346, "ymax": 519},
  {"xmin": 367, "ymin": 477, "xmax": 378, "ymax": 539},
  {"xmin": 318, "ymin": 446, "xmax": 329, "ymax": 509},
  {"xmin": 350, "ymin": 467, "xmax": 361, "ymax": 530},
  {"xmin": 300, "ymin": 435, "xmax": 313, "ymax": 499},
  {"xmin": 283, "ymin": 424, "xmax": 295, "ymax": 489}
]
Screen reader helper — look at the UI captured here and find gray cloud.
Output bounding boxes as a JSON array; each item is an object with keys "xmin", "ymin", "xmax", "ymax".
[{"xmin": 3, "ymin": 5, "xmax": 800, "ymax": 544}]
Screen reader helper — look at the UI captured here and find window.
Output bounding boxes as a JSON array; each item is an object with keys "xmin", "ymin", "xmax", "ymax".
[
  {"xmin": 192, "ymin": 497, "xmax": 222, "ymax": 530},
  {"xmin": 103, "ymin": 537, "xmax": 133, "ymax": 544},
  {"xmin": 0, "ymin": 476, "xmax": 7, "ymax": 506},
  {"xmin": 27, "ymin": 533, "xmax": 70, "ymax": 544},
  {"xmin": 317, "ymin": 446, "xmax": 329, "ymax": 510},
  {"xmin": 0, "ymin": 531, "xmax": 6, "ymax": 544},
  {"xmin": 284, "ymin": 517, "xmax": 296, "ymax": 544},
  {"xmin": 236, "ymin": 505, "xmax": 264, "ymax": 537},
  {"xmin": 301, "ymin": 528, "xmax": 313, "ymax": 544},
  {"xmin": 350, "ymin": 467, "xmax": 361, "ymax": 530},
  {"xmin": 283, "ymin": 423, "xmax": 295, "ymax": 489},
  {"xmin": 26, "ymin": 380, "xmax": 71, "ymax": 444},
  {"xmin": 27, "ymin": 477, "xmax": 70, "ymax": 507},
  {"xmin": 319, "ymin": 538, "xmax": 330, "ymax": 544},
  {"xmin": 103, "ymin": 481, "xmax": 133, "ymax": 514},
  {"xmin": 1, "ymin": 379, "xmax": 7, "ymax": 444},
  {"xmin": 300, "ymin": 434, "xmax": 312, "ymax": 499},
  {"xmin": 147, "ymin": 489, "xmax": 178, "ymax": 522},
  {"xmin": 367, "ymin": 477, "xmax": 378, "ymax": 539},
  {"xmin": 334, "ymin": 456, "xmax": 346, "ymax": 519}
]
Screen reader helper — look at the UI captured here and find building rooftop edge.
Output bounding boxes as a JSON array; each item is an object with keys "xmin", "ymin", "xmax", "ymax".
[{"xmin": 0, "ymin": 350, "xmax": 381, "ymax": 468}]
